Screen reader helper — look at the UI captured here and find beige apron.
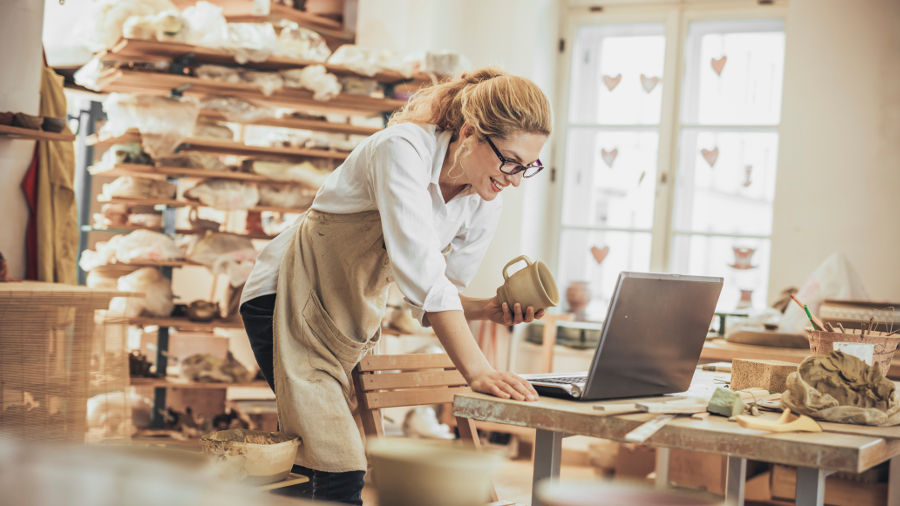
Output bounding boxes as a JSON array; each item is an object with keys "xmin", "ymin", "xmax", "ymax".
[{"xmin": 273, "ymin": 209, "xmax": 392, "ymax": 472}]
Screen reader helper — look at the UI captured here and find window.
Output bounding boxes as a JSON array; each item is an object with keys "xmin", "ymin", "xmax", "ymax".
[{"xmin": 555, "ymin": 8, "xmax": 786, "ymax": 320}]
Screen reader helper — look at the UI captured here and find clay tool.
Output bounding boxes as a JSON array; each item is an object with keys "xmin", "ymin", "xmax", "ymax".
[
  {"xmin": 736, "ymin": 408, "xmax": 821, "ymax": 433},
  {"xmin": 624, "ymin": 414, "xmax": 676, "ymax": 443},
  {"xmin": 790, "ymin": 294, "xmax": 830, "ymax": 331}
]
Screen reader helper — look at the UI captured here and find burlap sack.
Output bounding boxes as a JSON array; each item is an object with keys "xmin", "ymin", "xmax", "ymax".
[{"xmin": 782, "ymin": 351, "xmax": 900, "ymax": 426}]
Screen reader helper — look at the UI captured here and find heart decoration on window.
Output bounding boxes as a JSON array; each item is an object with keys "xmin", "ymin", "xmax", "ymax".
[
  {"xmin": 590, "ymin": 245, "xmax": 610, "ymax": 265},
  {"xmin": 711, "ymin": 56, "xmax": 727, "ymax": 76},
  {"xmin": 640, "ymin": 74, "xmax": 660, "ymax": 93},
  {"xmin": 700, "ymin": 147, "xmax": 719, "ymax": 167},
  {"xmin": 743, "ymin": 165, "xmax": 753, "ymax": 187},
  {"xmin": 602, "ymin": 73, "xmax": 622, "ymax": 91},
  {"xmin": 600, "ymin": 147, "xmax": 618, "ymax": 168}
]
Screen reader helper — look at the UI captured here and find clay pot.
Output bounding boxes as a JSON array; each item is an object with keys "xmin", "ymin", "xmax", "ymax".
[
  {"xmin": 495, "ymin": 255, "xmax": 559, "ymax": 311},
  {"xmin": 42, "ymin": 117, "xmax": 66, "ymax": 133},
  {"xmin": 186, "ymin": 300, "xmax": 219, "ymax": 322},
  {"xmin": 12, "ymin": 113, "xmax": 43, "ymax": 130},
  {"xmin": 565, "ymin": 281, "xmax": 592, "ymax": 320}
]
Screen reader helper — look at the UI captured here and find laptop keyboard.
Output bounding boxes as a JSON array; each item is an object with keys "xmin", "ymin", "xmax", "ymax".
[{"xmin": 534, "ymin": 375, "xmax": 586, "ymax": 385}]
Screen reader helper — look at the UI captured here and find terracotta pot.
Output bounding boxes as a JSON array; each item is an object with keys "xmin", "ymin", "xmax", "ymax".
[{"xmin": 565, "ymin": 281, "xmax": 591, "ymax": 320}]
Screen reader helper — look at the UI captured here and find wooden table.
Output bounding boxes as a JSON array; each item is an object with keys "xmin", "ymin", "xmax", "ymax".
[{"xmin": 453, "ymin": 371, "xmax": 900, "ymax": 506}]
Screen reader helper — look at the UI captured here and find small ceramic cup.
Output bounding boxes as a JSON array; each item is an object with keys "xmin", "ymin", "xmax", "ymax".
[{"xmin": 496, "ymin": 255, "xmax": 560, "ymax": 312}]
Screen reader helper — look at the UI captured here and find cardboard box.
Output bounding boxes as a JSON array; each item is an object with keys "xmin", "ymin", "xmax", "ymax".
[
  {"xmin": 667, "ymin": 449, "xmax": 727, "ymax": 495},
  {"xmin": 770, "ymin": 464, "xmax": 887, "ymax": 506}
]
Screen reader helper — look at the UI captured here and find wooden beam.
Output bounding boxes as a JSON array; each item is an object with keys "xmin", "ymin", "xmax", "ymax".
[
  {"xmin": 358, "ymin": 353, "xmax": 455, "ymax": 372},
  {"xmin": 360, "ymin": 370, "xmax": 466, "ymax": 391}
]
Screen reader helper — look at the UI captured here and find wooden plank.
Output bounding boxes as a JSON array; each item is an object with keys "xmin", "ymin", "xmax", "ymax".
[
  {"xmin": 358, "ymin": 353, "xmax": 454, "ymax": 372},
  {"xmin": 0, "ymin": 124, "xmax": 75, "ymax": 141},
  {"xmin": 360, "ymin": 369, "xmax": 466, "ymax": 391},
  {"xmin": 88, "ymin": 225, "xmax": 276, "ymax": 241},
  {"xmin": 257, "ymin": 473, "xmax": 310, "ymax": 491},
  {"xmin": 109, "ymin": 316, "xmax": 245, "ymax": 330},
  {"xmin": 199, "ymin": 110, "xmax": 380, "ymax": 135},
  {"xmin": 87, "ymin": 130, "xmax": 349, "ymax": 161},
  {"xmin": 129, "ymin": 377, "xmax": 269, "ymax": 389},
  {"xmin": 91, "ymin": 163, "xmax": 318, "ymax": 188},
  {"xmin": 104, "ymin": 38, "xmax": 428, "ymax": 85},
  {"xmin": 98, "ymin": 196, "xmax": 310, "ymax": 215},
  {"xmin": 365, "ymin": 386, "xmax": 469, "ymax": 409},
  {"xmin": 95, "ymin": 69, "xmax": 407, "ymax": 115}
]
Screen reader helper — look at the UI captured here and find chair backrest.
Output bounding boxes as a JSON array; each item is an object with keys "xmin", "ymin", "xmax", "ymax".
[{"xmin": 353, "ymin": 353, "xmax": 469, "ymax": 410}]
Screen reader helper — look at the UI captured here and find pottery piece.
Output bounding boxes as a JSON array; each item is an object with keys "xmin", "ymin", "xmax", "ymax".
[
  {"xmin": 42, "ymin": 116, "xmax": 66, "ymax": 133},
  {"xmin": 12, "ymin": 113, "xmax": 42, "ymax": 130},
  {"xmin": 565, "ymin": 281, "xmax": 591, "ymax": 320},
  {"xmin": 200, "ymin": 429, "xmax": 299, "ymax": 484},
  {"xmin": 186, "ymin": 300, "xmax": 219, "ymax": 322},
  {"xmin": 367, "ymin": 437, "xmax": 503, "ymax": 506},
  {"xmin": 495, "ymin": 255, "xmax": 559, "ymax": 312}
]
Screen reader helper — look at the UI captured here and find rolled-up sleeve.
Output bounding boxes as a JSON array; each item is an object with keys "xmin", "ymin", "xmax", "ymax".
[{"xmin": 369, "ymin": 136, "xmax": 462, "ymax": 324}]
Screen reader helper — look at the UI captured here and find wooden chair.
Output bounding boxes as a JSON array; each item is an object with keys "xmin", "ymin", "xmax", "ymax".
[{"xmin": 351, "ymin": 352, "xmax": 499, "ymax": 502}]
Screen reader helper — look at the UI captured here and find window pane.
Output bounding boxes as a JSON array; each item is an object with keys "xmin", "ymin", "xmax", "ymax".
[
  {"xmin": 557, "ymin": 229, "xmax": 652, "ymax": 321},
  {"xmin": 561, "ymin": 129, "xmax": 659, "ymax": 229},
  {"xmin": 672, "ymin": 130, "xmax": 779, "ymax": 236},
  {"xmin": 681, "ymin": 19, "xmax": 785, "ymax": 125},
  {"xmin": 670, "ymin": 234, "xmax": 771, "ymax": 312},
  {"xmin": 569, "ymin": 23, "xmax": 666, "ymax": 125}
]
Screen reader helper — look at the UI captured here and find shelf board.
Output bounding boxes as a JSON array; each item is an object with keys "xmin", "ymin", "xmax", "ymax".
[
  {"xmin": 86, "ymin": 130, "xmax": 349, "ymax": 161},
  {"xmin": 85, "ymin": 224, "xmax": 277, "ymax": 241},
  {"xmin": 90, "ymin": 162, "xmax": 318, "ymax": 187},
  {"xmin": 130, "ymin": 377, "xmax": 269, "ymax": 389},
  {"xmin": 198, "ymin": 110, "xmax": 380, "ymax": 136},
  {"xmin": 108, "ymin": 315, "xmax": 245, "ymax": 329},
  {"xmin": 98, "ymin": 195, "xmax": 310, "ymax": 215},
  {"xmin": 95, "ymin": 69, "xmax": 407, "ymax": 116},
  {"xmin": 171, "ymin": 0, "xmax": 348, "ymax": 34},
  {"xmin": 104, "ymin": 38, "xmax": 426, "ymax": 85},
  {"xmin": 0, "ymin": 124, "xmax": 75, "ymax": 142}
]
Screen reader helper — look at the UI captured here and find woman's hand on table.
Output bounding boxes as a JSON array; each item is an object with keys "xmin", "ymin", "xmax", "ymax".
[
  {"xmin": 470, "ymin": 369, "xmax": 539, "ymax": 401},
  {"xmin": 483, "ymin": 296, "xmax": 545, "ymax": 326}
]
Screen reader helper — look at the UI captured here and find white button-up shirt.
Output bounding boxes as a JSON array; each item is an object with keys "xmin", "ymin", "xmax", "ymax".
[{"xmin": 241, "ymin": 123, "xmax": 502, "ymax": 323}]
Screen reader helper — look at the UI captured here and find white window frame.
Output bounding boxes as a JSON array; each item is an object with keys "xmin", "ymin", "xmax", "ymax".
[{"xmin": 549, "ymin": 1, "xmax": 788, "ymax": 301}]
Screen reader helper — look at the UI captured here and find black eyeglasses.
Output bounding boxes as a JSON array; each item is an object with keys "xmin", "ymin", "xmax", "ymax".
[{"xmin": 485, "ymin": 136, "xmax": 544, "ymax": 178}]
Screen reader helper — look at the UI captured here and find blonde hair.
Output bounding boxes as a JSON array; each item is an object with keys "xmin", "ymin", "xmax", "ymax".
[{"xmin": 389, "ymin": 67, "xmax": 552, "ymax": 140}]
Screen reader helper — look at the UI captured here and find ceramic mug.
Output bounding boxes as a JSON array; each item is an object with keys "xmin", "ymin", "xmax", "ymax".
[{"xmin": 496, "ymin": 255, "xmax": 560, "ymax": 312}]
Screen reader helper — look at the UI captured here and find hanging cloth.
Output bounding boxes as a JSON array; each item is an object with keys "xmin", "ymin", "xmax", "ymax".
[{"xmin": 35, "ymin": 63, "xmax": 78, "ymax": 283}]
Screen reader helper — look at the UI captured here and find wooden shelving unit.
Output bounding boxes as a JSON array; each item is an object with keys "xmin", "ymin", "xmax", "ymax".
[
  {"xmin": 76, "ymin": 5, "xmax": 411, "ymax": 429},
  {"xmin": 87, "ymin": 130, "xmax": 350, "ymax": 161},
  {"xmin": 0, "ymin": 124, "xmax": 75, "ymax": 142}
]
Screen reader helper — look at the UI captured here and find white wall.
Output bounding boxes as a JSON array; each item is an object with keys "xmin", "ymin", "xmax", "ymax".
[
  {"xmin": 0, "ymin": 1, "xmax": 45, "ymax": 279},
  {"xmin": 357, "ymin": 0, "xmax": 562, "ymax": 297},
  {"xmin": 769, "ymin": 0, "xmax": 900, "ymax": 301}
]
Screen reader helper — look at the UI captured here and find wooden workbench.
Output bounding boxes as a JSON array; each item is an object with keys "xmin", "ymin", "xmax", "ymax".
[{"xmin": 453, "ymin": 370, "xmax": 900, "ymax": 506}]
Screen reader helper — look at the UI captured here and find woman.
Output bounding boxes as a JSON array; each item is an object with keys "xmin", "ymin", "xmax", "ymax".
[{"xmin": 240, "ymin": 67, "xmax": 551, "ymax": 504}]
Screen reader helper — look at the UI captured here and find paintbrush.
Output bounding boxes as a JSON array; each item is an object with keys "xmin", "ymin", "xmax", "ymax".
[{"xmin": 790, "ymin": 294, "xmax": 831, "ymax": 331}]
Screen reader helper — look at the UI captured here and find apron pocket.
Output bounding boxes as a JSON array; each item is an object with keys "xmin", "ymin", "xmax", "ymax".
[{"xmin": 302, "ymin": 290, "xmax": 371, "ymax": 376}]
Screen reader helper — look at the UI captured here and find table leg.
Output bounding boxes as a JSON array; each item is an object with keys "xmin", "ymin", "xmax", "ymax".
[
  {"xmin": 795, "ymin": 467, "xmax": 825, "ymax": 506},
  {"xmin": 531, "ymin": 429, "xmax": 562, "ymax": 506},
  {"xmin": 655, "ymin": 447, "xmax": 670, "ymax": 488},
  {"xmin": 888, "ymin": 456, "xmax": 899, "ymax": 506},
  {"xmin": 725, "ymin": 456, "xmax": 747, "ymax": 505}
]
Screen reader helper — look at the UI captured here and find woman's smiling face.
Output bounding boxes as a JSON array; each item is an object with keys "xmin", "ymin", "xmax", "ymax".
[{"xmin": 456, "ymin": 127, "xmax": 548, "ymax": 201}]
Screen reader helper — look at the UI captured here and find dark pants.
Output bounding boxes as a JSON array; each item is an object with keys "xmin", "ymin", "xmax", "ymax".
[{"xmin": 240, "ymin": 294, "xmax": 365, "ymax": 505}]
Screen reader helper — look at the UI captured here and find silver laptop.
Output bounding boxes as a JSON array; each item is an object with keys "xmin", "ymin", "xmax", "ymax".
[{"xmin": 524, "ymin": 272, "xmax": 723, "ymax": 401}]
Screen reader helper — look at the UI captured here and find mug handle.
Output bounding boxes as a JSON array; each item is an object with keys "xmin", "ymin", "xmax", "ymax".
[{"xmin": 502, "ymin": 255, "xmax": 533, "ymax": 281}]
